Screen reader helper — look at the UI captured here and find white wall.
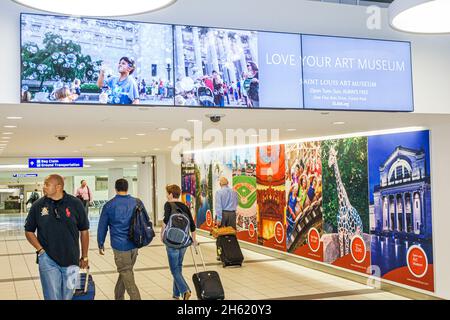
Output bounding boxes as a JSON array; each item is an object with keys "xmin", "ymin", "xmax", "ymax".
[
  {"xmin": 1, "ymin": 0, "xmax": 450, "ymax": 299},
  {"xmin": 428, "ymin": 122, "xmax": 450, "ymax": 300}
]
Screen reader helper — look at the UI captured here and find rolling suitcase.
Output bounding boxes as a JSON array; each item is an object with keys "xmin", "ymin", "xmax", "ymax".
[
  {"xmin": 190, "ymin": 244, "xmax": 225, "ymax": 300},
  {"xmin": 72, "ymin": 268, "xmax": 95, "ymax": 300},
  {"xmin": 217, "ymin": 235, "xmax": 244, "ymax": 267}
]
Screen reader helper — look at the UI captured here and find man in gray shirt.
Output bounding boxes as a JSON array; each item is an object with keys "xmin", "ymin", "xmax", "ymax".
[{"xmin": 215, "ymin": 177, "xmax": 238, "ymax": 229}]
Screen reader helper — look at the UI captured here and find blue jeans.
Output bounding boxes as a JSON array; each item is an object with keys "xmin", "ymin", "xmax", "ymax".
[
  {"xmin": 38, "ymin": 252, "xmax": 79, "ymax": 300},
  {"xmin": 166, "ymin": 246, "xmax": 190, "ymax": 298}
]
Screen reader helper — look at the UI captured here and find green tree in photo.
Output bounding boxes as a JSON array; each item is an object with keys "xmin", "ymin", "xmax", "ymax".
[
  {"xmin": 322, "ymin": 137, "xmax": 369, "ymax": 233},
  {"xmin": 21, "ymin": 32, "xmax": 102, "ymax": 90}
]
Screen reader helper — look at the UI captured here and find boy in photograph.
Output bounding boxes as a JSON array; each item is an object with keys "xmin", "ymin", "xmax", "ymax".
[{"xmin": 97, "ymin": 57, "xmax": 140, "ymax": 105}]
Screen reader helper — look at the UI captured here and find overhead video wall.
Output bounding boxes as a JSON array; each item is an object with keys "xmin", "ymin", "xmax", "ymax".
[
  {"xmin": 20, "ymin": 13, "xmax": 413, "ymax": 111},
  {"xmin": 181, "ymin": 129, "xmax": 434, "ymax": 292}
]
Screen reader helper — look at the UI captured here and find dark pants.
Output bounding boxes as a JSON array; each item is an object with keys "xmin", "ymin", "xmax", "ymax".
[
  {"xmin": 217, "ymin": 210, "xmax": 236, "ymax": 258},
  {"xmin": 82, "ymin": 200, "xmax": 89, "ymax": 217}
]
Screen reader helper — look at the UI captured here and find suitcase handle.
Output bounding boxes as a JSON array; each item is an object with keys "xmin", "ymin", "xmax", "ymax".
[
  {"xmin": 79, "ymin": 267, "xmax": 90, "ymax": 293},
  {"xmin": 189, "ymin": 243, "xmax": 207, "ymax": 273}
]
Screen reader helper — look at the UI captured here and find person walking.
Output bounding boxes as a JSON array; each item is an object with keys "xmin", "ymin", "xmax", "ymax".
[
  {"xmin": 97, "ymin": 178, "xmax": 144, "ymax": 300},
  {"xmin": 75, "ymin": 179, "xmax": 93, "ymax": 217},
  {"xmin": 162, "ymin": 184, "xmax": 198, "ymax": 300},
  {"xmin": 26, "ymin": 189, "xmax": 40, "ymax": 206},
  {"xmin": 24, "ymin": 174, "xmax": 90, "ymax": 300},
  {"xmin": 214, "ymin": 177, "xmax": 238, "ymax": 259}
]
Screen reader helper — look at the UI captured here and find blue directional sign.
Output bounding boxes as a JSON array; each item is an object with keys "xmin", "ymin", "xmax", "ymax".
[
  {"xmin": 13, "ymin": 173, "xmax": 38, "ymax": 178},
  {"xmin": 28, "ymin": 158, "xmax": 83, "ymax": 168}
]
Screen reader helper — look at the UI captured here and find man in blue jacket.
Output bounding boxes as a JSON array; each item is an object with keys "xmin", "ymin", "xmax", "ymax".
[{"xmin": 97, "ymin": 178, "xmax": 144, "ymax": 300}]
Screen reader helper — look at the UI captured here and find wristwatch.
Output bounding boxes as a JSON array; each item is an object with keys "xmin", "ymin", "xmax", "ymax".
[
  {"xmin": 36, "ymin": 248, "xmax": 45, "ymax": 255},
  {"xmin": 80, "ymin": 257, "xmax": 88, "ymax": 262}
]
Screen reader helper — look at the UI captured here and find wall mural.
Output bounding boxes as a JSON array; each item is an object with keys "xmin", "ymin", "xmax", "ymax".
[
  {"xmin": 256, "ymin": 145, "xmax": 286, "ymax": 251},
  {"xmin": 322, "ymin": 137, "xmax": 371, "ymax": 274},
  {"xmin": 368, "ymin": 130, "xmax": 433, "ymax": 292},
  {"xmin": 194, "ymin": 160, "xmax": 213, "ymax": 231},
  {"xmin": 285, "ymin": 141, "xmax": 323, "ymax": 261},
  {"xmin": 181, "ymin": 153, "xmax": 196, "ymax": 219},
  {"xmin": 231, "ymin": 148, "xmax": 258, "ymax": 243},
  {"xmin": 181, "ymin": 129, "xmax": 434, "ymax": 292}
]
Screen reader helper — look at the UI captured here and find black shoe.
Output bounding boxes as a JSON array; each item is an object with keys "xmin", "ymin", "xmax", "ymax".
[{"xmin": 216, "ymin": 256, "xmax": 221, "ymax": 261}]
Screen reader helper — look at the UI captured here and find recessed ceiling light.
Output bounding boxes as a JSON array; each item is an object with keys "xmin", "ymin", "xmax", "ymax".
[
  {"xmin": 2, "ymin": 132, "xmax": 13, "ymax": 135},
  {"xmin": 157, "ymin": 128, "xmax": 170, "ymax": 131},
  {"xmin": 6, "ymin": 116, "xmax": 23, "ymax": 120},
  {"xmin": 106, "ymin": 141, "xmax": 115, "ymax": 144},
  {"xmin": 84, "ymin": 158, "xmax": 115, "ymax": 163},
  {"xmin": 95, "ymin": 144, "xmax": 103, "ymax": 147},
  {"xmin": 136, "ymin": 133, "xmax": 146, "ymax": 136},
  {"xmin": 2, "ymin": 137, "xmax": 11, "ymax": 139},
  {"xmin": 187, "ymin": 119, "xmax": 200, "ymax": 122},
  {"xmin": 119, "ymin": 137, "xmax": 129, "ymax": 140},
  {"xmin": 12, "ymin": 0, "xmax": 178, "ymax": 17},
  {"xmin": 286, "ymin": 129, "xmax": 297, "ymax": 132},
  {"xmin": 0, "ymin": 141, "xmax": 9, "ymax": 143},
  {"xmin": 389, "ymin": 0, "xmax": 450, "ymax": 34},
  {"xmin": 3, "ymin": 126, "xmax": 17, "ymax": 128},
  {"xmin": 153, "ymin": 148, "xmax": 160, "ymax": 151},
  {"xmin": 333, "ymin": 121, "xmax": 345, "ymax": 125}
]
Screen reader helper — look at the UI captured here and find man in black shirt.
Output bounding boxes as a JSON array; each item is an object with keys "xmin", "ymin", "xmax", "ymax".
[{"xmin": 24, "ymin": 174, "xmax": 90, "ymax": 300}]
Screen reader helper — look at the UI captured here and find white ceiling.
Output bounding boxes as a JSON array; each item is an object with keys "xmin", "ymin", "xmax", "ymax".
[{"xmin": 1, "ymin": 102, "xmax": 449, "ymax": 160}]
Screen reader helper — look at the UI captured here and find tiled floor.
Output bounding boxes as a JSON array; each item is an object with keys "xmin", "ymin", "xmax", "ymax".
[{"xmin": 0, "ymin": 226, "xmax": 410, "ymax": 300}]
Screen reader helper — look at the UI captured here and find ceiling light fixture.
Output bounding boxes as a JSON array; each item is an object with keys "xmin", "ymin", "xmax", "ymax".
[
  {"xmin": 333, "ymin": 121, "xmax": 345, "ymax": 125},
  {"xmin": 6, "ymin": 116, "xmax": 23, "ymax": 120},
  {"xmin": 136, "ymin": 133, "xmax": 146, "ymax": 136},
  {"xmin": 389, "ymin": 0, "xmax": 450, "ymax": 33},
  {"xmin": 3, "ymin": 125, "xmax": 17, "ymax": 128},
  {"xmin": 2, "ymin": 132, "xmax": 13, "ymax": 135},
  {"xmin": 11, "ymin": 0, "xmax": 177, "ymax": 17}
]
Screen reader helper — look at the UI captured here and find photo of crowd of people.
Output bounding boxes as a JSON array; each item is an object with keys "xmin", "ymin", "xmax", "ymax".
[
  {"xmin": 285, "ymin": 142, "xmax": 323, "ymax": 251},
  {"xmin": 21, "ymin": 14, "xmax": 174, "ymax": 105},
  {"xmin": 174, "ymin": 26, "xmax": 260, "ymax": 108}
]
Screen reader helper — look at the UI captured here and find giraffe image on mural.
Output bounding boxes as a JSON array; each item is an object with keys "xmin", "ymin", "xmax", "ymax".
[{"xmin": 328, "ymin": 145, "xmax": 364, "ymax": 258}]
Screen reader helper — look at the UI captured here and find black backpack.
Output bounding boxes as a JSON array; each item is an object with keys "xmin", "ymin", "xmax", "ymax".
[{"xmin": 128, "ymin": 199, "xmax": 155, "ymax": 248}]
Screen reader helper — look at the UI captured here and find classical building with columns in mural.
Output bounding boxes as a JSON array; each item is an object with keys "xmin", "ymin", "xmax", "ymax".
[{"xmin": 372, "ymin": 146, "xmax": 432, "ymax": 239}]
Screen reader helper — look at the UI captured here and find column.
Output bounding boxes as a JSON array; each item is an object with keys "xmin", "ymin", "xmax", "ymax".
[
  {"xmin": 402, "ymin": 193, "xmax": 407, "ymax": 232},
  {"xmin": 192, "ymin": 27, "xmax": 204, "ymax": 77},
  {"xmin": 175, "ymin": 26, "xmax": 186, "ymax": 80},
  {"xmin": 155, "ymin": 154, "xmax": 169, "ymax": 224},
  {"xmin": 387, "ymin": 195, "xmax": 391, "ymax": 231},
  {"xmin": 420, "ymin": 190, "xmax": 425, "ymax": 234},
  {"xmin": 137, "ymin": 160, "xmax": 153, "ymax": 221},
  {"xmin": 208, "ymin": 31, "xmax": 220, "ymax": 73},
  {"xmin": 393, "ymin": 195, "xmax": 398, "ymax": 231},
  {"xmin": 107, "ymin": 168, "xmax": 124, "ymax": 200},
  {"xmin": 222, "ymin": 35, "xmax": 237, "ymax": 84}
]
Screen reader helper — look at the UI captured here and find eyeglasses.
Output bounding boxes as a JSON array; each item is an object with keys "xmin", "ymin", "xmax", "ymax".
[{"xmin": 54, "ymin": 208, "xmax": 61, "ymax": 220}]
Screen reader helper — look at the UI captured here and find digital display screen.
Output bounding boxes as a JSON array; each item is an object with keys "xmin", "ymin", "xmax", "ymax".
[
  {"xmin": 21, "ymin": 13, "xmax": 174, "ymax": 106},
  {"xmin": 301, "ymin": 35, "xmax": 413, "ymax": 111},
  {"xmin": 20, "ymin": 13, "xmax": 413, "ymax": 112},
  {"xmin": 174, "ymin": 26, "xmax": 303, "ymax": 109}
]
